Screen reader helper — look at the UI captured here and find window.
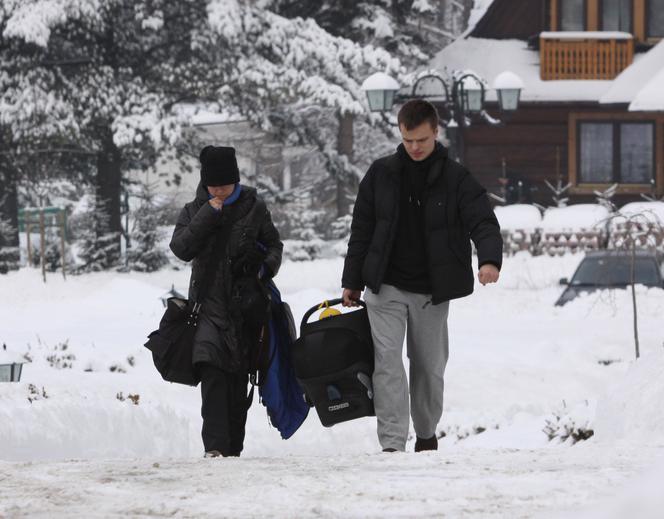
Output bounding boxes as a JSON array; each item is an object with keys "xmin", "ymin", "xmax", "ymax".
[
  {"xmin": 620, "ymin": 123, "xmax": 653, "ymax": 183},
  {"xmin": 601, "ymin": 0, "xmax": 632, "ymax": 32},
  {"xmin": 561, "ymin": 0, "xmax": 585, "ymax": 30},
  {"xmin": 572, "ymin": 256, "xmax": 661, "ymax": 286},
  {"xmin": 578, "ymin": 121, "xmax": 654, "ymax": 184},
  {"xmin": 580, "ymin": 123, "xmax": 613, "ymax": 182},
  {"xmin": 648, "ymin": 0, "xmax": 664, "ymax": 37}
]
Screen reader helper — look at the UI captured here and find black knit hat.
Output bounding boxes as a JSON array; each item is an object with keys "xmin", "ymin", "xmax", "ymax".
[{"xmin": 200, "ymin": 145, "xmax": 240, "ymax": 186}]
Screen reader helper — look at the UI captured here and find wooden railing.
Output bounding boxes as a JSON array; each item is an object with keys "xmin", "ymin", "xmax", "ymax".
[{"xmin": 540, "ymin": 32, "xmax": 634, "ymax": 80}]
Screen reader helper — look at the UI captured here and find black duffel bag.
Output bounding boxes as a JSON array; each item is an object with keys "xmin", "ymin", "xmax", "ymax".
[
  {"xmin": 144, "ymin": 298, "xmax": 202, "ymax": 386},
  {"xmin": 144, "ymin": 219, "xmax": 231, "ymax": 386}
]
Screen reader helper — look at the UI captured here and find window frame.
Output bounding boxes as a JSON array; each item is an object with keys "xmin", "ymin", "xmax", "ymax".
[
  {"xmin": 569, "ymin": 112, "xmax": 662, "ymax": 195},
  {"xmin": 646, "ymin": 0, "xmax": 664, "ymax": 38},
  {"xmin": 599, "ymin": 0, "xmax": 634, "ymax": 32},
  {"xmin": 558, "ymin": 0, "xmax": 588, "ymax": 30}
]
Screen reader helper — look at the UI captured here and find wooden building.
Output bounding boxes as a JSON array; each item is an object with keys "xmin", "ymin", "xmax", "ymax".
[{"xmin": 432, "ymin": 0, "xmax": 664, "ymax": 206}]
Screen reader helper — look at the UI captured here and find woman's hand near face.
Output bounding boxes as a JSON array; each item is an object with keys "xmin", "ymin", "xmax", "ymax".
[
  {"xmin": 209, "ymin": 197, "xmax": 224, "ymax": 210},
  {"xmin": 207, "ymin": 184, "xmax": 235, "ymax": 210}
]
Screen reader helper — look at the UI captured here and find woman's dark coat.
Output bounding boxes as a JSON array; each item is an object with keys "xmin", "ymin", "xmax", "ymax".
[
  {"xmin": 342, "ymin": 146, "xmax": 502, "ymax": 305},
  {"xmin": 170, "ymin": 183, "xmax": 283, "ymax": 372}
]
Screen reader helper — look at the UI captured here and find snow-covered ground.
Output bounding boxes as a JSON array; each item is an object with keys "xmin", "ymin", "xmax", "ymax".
[{"xmin": 2, "ymin": 253, "xmax": 664, "ymax": 517}]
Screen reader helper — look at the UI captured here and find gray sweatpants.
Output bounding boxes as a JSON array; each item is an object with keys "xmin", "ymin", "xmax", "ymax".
[{"xmin": 364, "ymin": 284, "xmax": 450, "ymax": 451}]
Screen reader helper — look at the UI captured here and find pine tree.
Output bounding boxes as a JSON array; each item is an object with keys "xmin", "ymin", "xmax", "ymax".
[
  {"xmin": 0, "ymin": 215, "xmax": 19, "ymax": 274},
  {"xmin": 74, "ymin": 196, "xmax": 120, "ymax": 273},
  {"xmin": 2, "ymin": 0, "xmax": 403, "ymax": 251},
  {"xmin": 127, "ymin": 184, "xmax": 169, "ymax": 272}
]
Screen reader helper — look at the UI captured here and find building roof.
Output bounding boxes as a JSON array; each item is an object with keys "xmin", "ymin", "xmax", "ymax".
[
  {"xmin": 600, "ymin": 39, "xmax": 664, "ymax": 110},
  {"xmin": 431, "ymin": 1, "xmax": 664, "ymax": 107},
  {"xmin": 432, "ymin": 35, "xmax": 661, "ymax": 106},
  {"xmin": 431, "ymin": 37, "xmax": 617, "ymax": 103},
  {"xmin": 469, "ymin": 0, "xmax": 544, "ymax": 40}
]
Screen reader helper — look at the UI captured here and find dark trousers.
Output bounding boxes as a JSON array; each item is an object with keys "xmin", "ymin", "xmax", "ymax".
[{"xmin": 199, "ymin": 364, "xmax": 249, "ymax": 456}]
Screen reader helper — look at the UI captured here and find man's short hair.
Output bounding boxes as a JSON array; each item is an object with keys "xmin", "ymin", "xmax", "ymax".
[{"xmin": 397, "ymin": 99, "xmax": 439, "ymax": 131}]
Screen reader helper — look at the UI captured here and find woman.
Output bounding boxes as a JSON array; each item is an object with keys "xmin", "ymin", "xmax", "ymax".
[{"xmin": 170, "ymin": 145, "xmax": 283, "ymax": 458}]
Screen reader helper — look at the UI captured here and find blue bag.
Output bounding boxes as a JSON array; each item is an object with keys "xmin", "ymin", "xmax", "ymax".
[{"xmin": 258, "ymin": 281, "xmax": 309, "ymax": 439}]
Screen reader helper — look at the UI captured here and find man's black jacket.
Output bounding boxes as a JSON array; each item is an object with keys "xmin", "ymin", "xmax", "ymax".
[{"xmin": 342, "ymin": 146, "xmax": 502, "ymax": 305}]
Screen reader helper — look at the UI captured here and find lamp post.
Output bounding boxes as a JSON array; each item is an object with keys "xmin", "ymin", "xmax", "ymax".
[{"xmin": 361, "ymin": 69, "xmax": 523, "ymax": 163}]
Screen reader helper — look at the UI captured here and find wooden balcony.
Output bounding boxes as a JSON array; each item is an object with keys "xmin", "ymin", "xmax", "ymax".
[{"xmin": 540, "ymin": 31, "xmax": 634, "ymax": 81}]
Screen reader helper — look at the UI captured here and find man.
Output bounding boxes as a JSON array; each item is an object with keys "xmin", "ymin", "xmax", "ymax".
[{"xmin": 341, "ymin": 100, "xmax": 502, "ymax": 453}]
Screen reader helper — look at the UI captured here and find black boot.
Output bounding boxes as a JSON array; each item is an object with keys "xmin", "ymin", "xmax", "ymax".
[{"xmin": 414, "ymin": 435, "xmax": 438, "ymax": 452}]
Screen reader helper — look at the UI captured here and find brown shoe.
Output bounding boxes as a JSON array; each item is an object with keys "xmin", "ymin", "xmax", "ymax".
[{"xmin": 414, "ymin": 435, "xmax": 438, "ymax": 452}]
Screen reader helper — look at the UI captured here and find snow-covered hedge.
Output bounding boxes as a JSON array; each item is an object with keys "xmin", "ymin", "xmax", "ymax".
[{"xmin": 495, "ymin": 202, "xmax": 664, "ymax": 257}]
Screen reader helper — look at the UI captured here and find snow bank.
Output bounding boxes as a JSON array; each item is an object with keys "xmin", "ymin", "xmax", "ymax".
[
  {"xmin": 593, "ymin": 351, "xmax": 664, "ymax": 444},
  {"xmin": 541, "ymin": 204, "xmax": 610, "ymax": 232},
  {"xmin": 0, "ymin": 386, "xmax": 191, "ymax": 461},
  {"xmin": 494, "ymin": 204, "xmax": 541, "ymax": 231}
]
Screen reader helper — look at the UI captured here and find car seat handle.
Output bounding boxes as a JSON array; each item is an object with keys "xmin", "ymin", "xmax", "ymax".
[{"xmin": 300, "ymin": 298, "xmax": 366, "ymax": 328}]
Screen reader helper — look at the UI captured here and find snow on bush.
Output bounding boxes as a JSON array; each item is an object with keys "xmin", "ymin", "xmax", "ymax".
[
  {"xmin": 541, "ymin": 204, "xmax": 610, "ymax": 232},
  {"xmin": 494, "ymin": 204, "xmax": 542, "ymax": 231},
  {"xmin": 283, "ymin": 239, "xmax": 325, "ymax": 261},
  {"xmin": 593, "ymin": 350, "xmax": 664, "ymax": 444},
  {"xmin": 542, "ymin": 400, "xmax": 595, "ymax": 445}
]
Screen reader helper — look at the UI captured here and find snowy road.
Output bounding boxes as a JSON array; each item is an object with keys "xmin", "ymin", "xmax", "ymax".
[{"xmin": 2, "ymin": 444, "xmax": 663, "ymax": 518}]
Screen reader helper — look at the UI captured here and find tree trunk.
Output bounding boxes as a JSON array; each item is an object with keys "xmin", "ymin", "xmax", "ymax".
[
  {"xmin": 96, "ymin": 131, "xmax": 123, "ymax": 261},
  {"xmin": 336, "ymin": 111, "xmax": 354, "ymax": 218}
]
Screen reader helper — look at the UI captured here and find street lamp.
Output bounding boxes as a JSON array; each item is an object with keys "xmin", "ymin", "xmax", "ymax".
[
  {"xmin": 493, "ymin": 71, "xmax": 524, "ymax": 112},
  {"xmin": 361, "ymin": 72, "xmax": 400, "ymax": 113},
  {"xmin": 455, "ymin": 73, "xmax": 485, "ymax": 114},
  {"xmin": 361, "ymin": 69, "xmax": 524, "ymax": 162}
]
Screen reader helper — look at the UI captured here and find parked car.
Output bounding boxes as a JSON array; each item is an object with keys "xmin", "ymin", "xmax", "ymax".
[{"xmin": 555, "ymin": 250, "xmax": 664, "ymax": 306}]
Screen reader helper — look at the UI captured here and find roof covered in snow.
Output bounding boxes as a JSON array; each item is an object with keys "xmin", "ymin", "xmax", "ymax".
[
  {"xmin": 435, "ymin": 2, "xmax": 664, "ymax": 107},
  {"xmin": 433, "ymin": 34, "xmax": 662, "ymax": 106},
  {"xmin": 468, "ymin": 0, "xmax": 542, "ymax": 41},
  {"xmin": 431, "ymin": 37, "xmax": 617, "ymax": 103},
  {"xmin": 465, "ymin": 0, "xmax": 497, "ymax": 36},
  {"xmin": 600, "ymin": 40, "xmax": 664, "ymax": 111}
]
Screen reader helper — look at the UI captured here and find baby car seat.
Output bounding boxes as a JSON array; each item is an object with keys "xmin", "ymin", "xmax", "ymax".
[{"xmin": 291, "ymin": 298, "xmax": 375, "ymax": 426}]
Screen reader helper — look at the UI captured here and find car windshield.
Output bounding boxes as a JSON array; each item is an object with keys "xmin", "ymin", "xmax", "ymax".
[{"xmin": 571, "ymin": 256, "xmax": 660, "ymax": 286}]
